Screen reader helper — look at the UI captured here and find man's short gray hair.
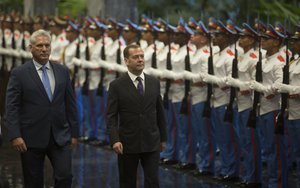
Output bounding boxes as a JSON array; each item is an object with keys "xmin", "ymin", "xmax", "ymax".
[{"xmin": 30, "ymin": 29, "xmax": 51, "ymax": 45}]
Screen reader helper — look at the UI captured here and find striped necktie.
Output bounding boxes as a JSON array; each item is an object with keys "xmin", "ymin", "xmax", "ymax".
[
  {"xmin": 41, "ymin": 65, "xmax": 53, "ymax": 101},
  {"xmin": 136, "ymin": 76, "xmax": 144, "ymax": 96}
]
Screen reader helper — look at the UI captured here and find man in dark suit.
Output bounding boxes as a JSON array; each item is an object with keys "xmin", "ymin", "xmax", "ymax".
[
  {"xmin": 107, "ymin": 44, "xmax": 167, "ymax": 188},
  {"xmin": 5, "ymin": 29, "xmax": 79, "ymax": 188}
]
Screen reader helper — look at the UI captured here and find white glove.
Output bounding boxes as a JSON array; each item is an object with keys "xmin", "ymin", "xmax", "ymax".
[
  {"xmin": 147, "ymin": 67, "xmax": 163, "ymax": 77},
  {"xmin": 12, "ymin": 49, "xmax": 21, "ymax": 58},
  {"xmin": 183, "ymin": 70, "xmax": 196, "ymax": 80},
  {"xmin": 249, "ymin": 80, "xmax": 274, "ymax": 95},
  {"xmin": 113, "ymin": 63, "xmax": 127, "ymax": 73},
  {"xmin": 249, "ymin": 81, "xmax": 265, "ymax": 92},
  {"xmin": 172, "ymin": 72, "xmax": 185, "ymax": 80},
  {"xmin": 72, "ymin": 57, "xmax": 82, "ymax": 66},
  {"xmin": 226, "ymin": 76, "xmax": 250, "ymax": 90},
  {"xmin": 203, "ymin": 73, "xmax": 226, "ymax": 87},
  {"xmin": 274, "ymin": 82, "xmax": 300, "ymax": 94},
  {"xmin": 161, "ymin": 69, "xmax": 176, "ymax": 80}
]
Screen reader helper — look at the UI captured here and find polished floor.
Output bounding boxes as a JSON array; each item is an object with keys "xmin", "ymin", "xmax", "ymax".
[{"xmin": 0, "ymin": 133, "xmax": 298, "ymax": 188}]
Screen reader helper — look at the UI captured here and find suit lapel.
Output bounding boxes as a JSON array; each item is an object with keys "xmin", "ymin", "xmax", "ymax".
[
  {"xmin": 27, "ymin": 61, "xmax": 50, "ymax": 101},
  {"xmin": 124, "ymin": 73, "xmax": 144, "ymax": 102}
]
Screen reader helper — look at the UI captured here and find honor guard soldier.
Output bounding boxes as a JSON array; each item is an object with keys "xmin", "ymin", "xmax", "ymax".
[
  {"xmin": 170, "ymin": 18, "xmax": 196, "ymax": 170},
  {"xmin": 274, "ymin": 23, "xmax": 300, "ymax": 188},
  {"xmin": 155, "ymin": 20, "xmax": 179, "ymax": 165},
  {"xmin": 226, "ymin": 22, "xmax": 264, "ymax": 187},
  {"xmin": 188, "ymin": 20, "xmax": 219, "ymax": 177},
  {"xmin": 63, "ymin": 21, "xmax": 85, "ymax": 139},
  {"xmin": 85, "ymin": 19, "xmax": 111, "ymax": 145},
  {"xmin": 141, "ymin": 19, "xmax": 164, "ymax": 78},
  {"xmin": 89, "ymin": 19, "xmax": 115, "ymax": 146},
  {"xmin": 249, "ymin": 24, "xmax": 288, "ymax": 188},
  {"xmin": 0, "ymin": 14, "xmax": 14, "ymax": 72},
  {"xmin": 49, "ymin": 16, "xmax": 69, "ymax": 63},
  {"xmin": 105, "ymin": 18, "xmax": 126, "ymax": 75},
  {"xmin": 202, "ymin": 20, "xmax": 240, "ymax": 181},
  {"xmin": 122, "ymin": 19, "xmax": 144, "ymax": 49},
  {"xmin": 11, "ymin": 16, "xmax": 24, "ymax": 68},
  {"xmin": 275, "ymin": 22, "xmax": 292, "ymax": 62},
  {"xmin": 33, "ymin": 15, "xmax": 47, "ymax": 32},
  {"xmin": 19, "ymin": 16, "xmax": 33, "ymax": 60}
]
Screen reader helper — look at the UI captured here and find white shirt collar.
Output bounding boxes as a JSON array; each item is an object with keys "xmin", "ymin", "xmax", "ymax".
[
  {"xmin": 33, "ymin": 59, "xmax": 51, "ymax": 70},
  {"xmin": 127, "ymin": 71, "xmax": 145, "ymax": 82}
]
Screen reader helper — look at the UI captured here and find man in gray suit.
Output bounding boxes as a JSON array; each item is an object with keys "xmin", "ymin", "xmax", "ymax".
[
  {"xmin": 107, "ymin": 44, "xmax": 167, "ymax": 188},
  {"xmin": 5, "ymin": 29, "xmax": 78, "ymax": 188}
]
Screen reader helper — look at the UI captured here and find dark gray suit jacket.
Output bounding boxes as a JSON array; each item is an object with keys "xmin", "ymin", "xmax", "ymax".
[
  {"xmin": 106, "ymin": 73, "xmax": 167, "ymax": 154},
  {"xmin": 5, "ymin": 61, "xmax": 79, "ymax": 148}
]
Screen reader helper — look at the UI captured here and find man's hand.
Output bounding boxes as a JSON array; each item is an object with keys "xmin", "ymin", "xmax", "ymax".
[
  {"xmin": 11, "ymin": 137, "xmax": 27, "ymax": 152},
  {"xmin": 160, "ymin": 142, "xmax": 166, "ymax": 151},
  {"xmin": 112, "ymin": 142, "xmax": 123, "ymax": 154}
]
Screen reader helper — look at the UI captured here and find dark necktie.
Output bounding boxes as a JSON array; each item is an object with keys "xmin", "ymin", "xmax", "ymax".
[
  {"xmin": 41, "ymin": 65, "xmax": 53, "ymax": 101},
  {"xmin": 136, "ymin": 76, "xmax": 144, "ymax": 96}
]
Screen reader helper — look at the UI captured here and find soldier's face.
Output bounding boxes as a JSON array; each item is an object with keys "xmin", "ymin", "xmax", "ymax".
[
  {"xmin": 107, "ymin": 29, "xmax": 118, "ymax": 40},
  {"xmin": 66, "ymin": 30, "xmax": 78, "ymax": 43},
  {"xmin": 261, "ymin": 37, "xmax": 280, "ymax": 51},
  {"xmin": 157, "ymin": 32, "xmax": 168, "ymax": 43},
  {"xmin": 125, "ymin": 47, "xmax": 144, "ymax": 75},
  {"xmin": 123, "ymin": 30, "xmax": 137, "ymax": 43},
  {"xmin": 212, "ymin": 33, "xmax": 227, "ymax": 46},
  {"xmin": 174, "ymin": 33, "xmax": 189, "ymax": 45},
  {"xmin": 238, "ymin": 35, "xmax": 255, "ymax": 50},
  {"xmin": 290, "ymin": 39, "xmax": 300, "ymax": 54},
  {"xmin": 29, "ymin": 35, "xmax": 51, "ymax": 65},
  {"xmin": 87, "ymin": 28, "xmax": 101, "ymax": 39},
  {"xmin": 191, "ymin": 33, "xmax": 208, "ymax": 47},
  {"xmin": 141, "ymin": 31, "xmax": 154, "ymax": 44}
]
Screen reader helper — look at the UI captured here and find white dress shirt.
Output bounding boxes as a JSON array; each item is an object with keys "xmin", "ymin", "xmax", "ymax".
[{"xmin": 33, "ymin": 60, "xmax": 55, "ymax": 94}]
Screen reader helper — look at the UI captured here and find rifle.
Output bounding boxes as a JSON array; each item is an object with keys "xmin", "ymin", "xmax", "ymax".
[
  {"xmin": 151, "ymin": 33, "xmax": 157, "ymax": 69},
  {"xmin": 224, "ymin": 37, "xmax": 238, "ymax": 123},
  {"xmin": 247, "ymin": 36, "xmax": 262, "ymax": 129},
  {"xmin": 71, "ymin": 38, "xmax": 80, "ymax": 90},
  {"xmin": 11, "ymin": 33, "xmax": 16, "ymax": 71},
  {"xmin": 163, "ymin": 35, "xmax": 172, "ymax": 109},
  {"xmin": 115, "ymin": 40, "xmax": 121, "ymax": 78},
  {"xmin": 1, "ymin": 33, "xmax": 7, "ymax": 77},
  {"xmin": 96, "ymin": 34, "xmax": 106, "ymax": 96},
  {"xmin": 21, "ymin": 32, "xmax": 26, "ymax": 64},
  {"xmin": 82, "ymin": 36, "xmax": 90, "ymax": 95},
  {"xmin": 180, "ymin": 44, "xmax": 191, "ymax": 114},
  {"xmin": 202, "ymin": 34, "xmax": 214, "ymax": 118},
  {"xmin": 275, "ymin": 30, "xmax": 289, "ymax": 135}
]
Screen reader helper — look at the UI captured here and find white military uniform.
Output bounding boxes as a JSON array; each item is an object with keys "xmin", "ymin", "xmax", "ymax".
[{"xmin": 50, "ymin": 31, "xmax": 69, "ymax": 63}]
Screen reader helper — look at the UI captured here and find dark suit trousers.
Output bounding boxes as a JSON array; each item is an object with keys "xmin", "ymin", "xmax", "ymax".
[
  {"xmin": 118, "ymin": 150, "xmax": 160, "ymax": 188},
  {"xmin": 20, "ymin": 133, "xmax": 72, "ymax": 188}
]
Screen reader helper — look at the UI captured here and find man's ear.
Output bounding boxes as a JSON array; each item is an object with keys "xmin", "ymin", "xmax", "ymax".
[
  {"xmin": 124, "ymin": 58, "xmax": 129, "ymax": 65},
  {"xmin": 29, "ymin": 44, "xmax": 33, "ymax": 51}
]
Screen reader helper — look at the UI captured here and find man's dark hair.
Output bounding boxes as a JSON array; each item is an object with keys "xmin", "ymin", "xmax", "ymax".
[{"xmin": 123, "ymin": 44, "xmax": 140, "ymax": 59}]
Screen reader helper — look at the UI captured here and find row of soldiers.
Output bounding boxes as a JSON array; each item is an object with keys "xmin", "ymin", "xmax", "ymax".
[{"xmin": 1, "ymin": 13, "xmax": 300, "ymax": 188}]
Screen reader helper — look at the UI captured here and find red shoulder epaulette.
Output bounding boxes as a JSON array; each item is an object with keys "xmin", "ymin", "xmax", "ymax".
[
  {"xmin": 5, "ymin": 30, "xmax": 10, "ymax": 36},
  {"xmin": 277, "ymin": 55, "xmax": 285, "ymax": 62},
  {"xmin": 203, "ymin": 49, "xmax": 209, "ymax": 54},
  {"xmin": 227, "ymin": 49, "xmax": 234, "ymax": 56},
  {"xmin": 24, "ymin": 33, "xmax": 30, "ymax": 39},
  {"xmin": 250, "ymin": 52, "xmax": 257, "ymax": 59},
  {"xmin": 14, "ymin": 32, "xmax": 19, "ymax": 39}
]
